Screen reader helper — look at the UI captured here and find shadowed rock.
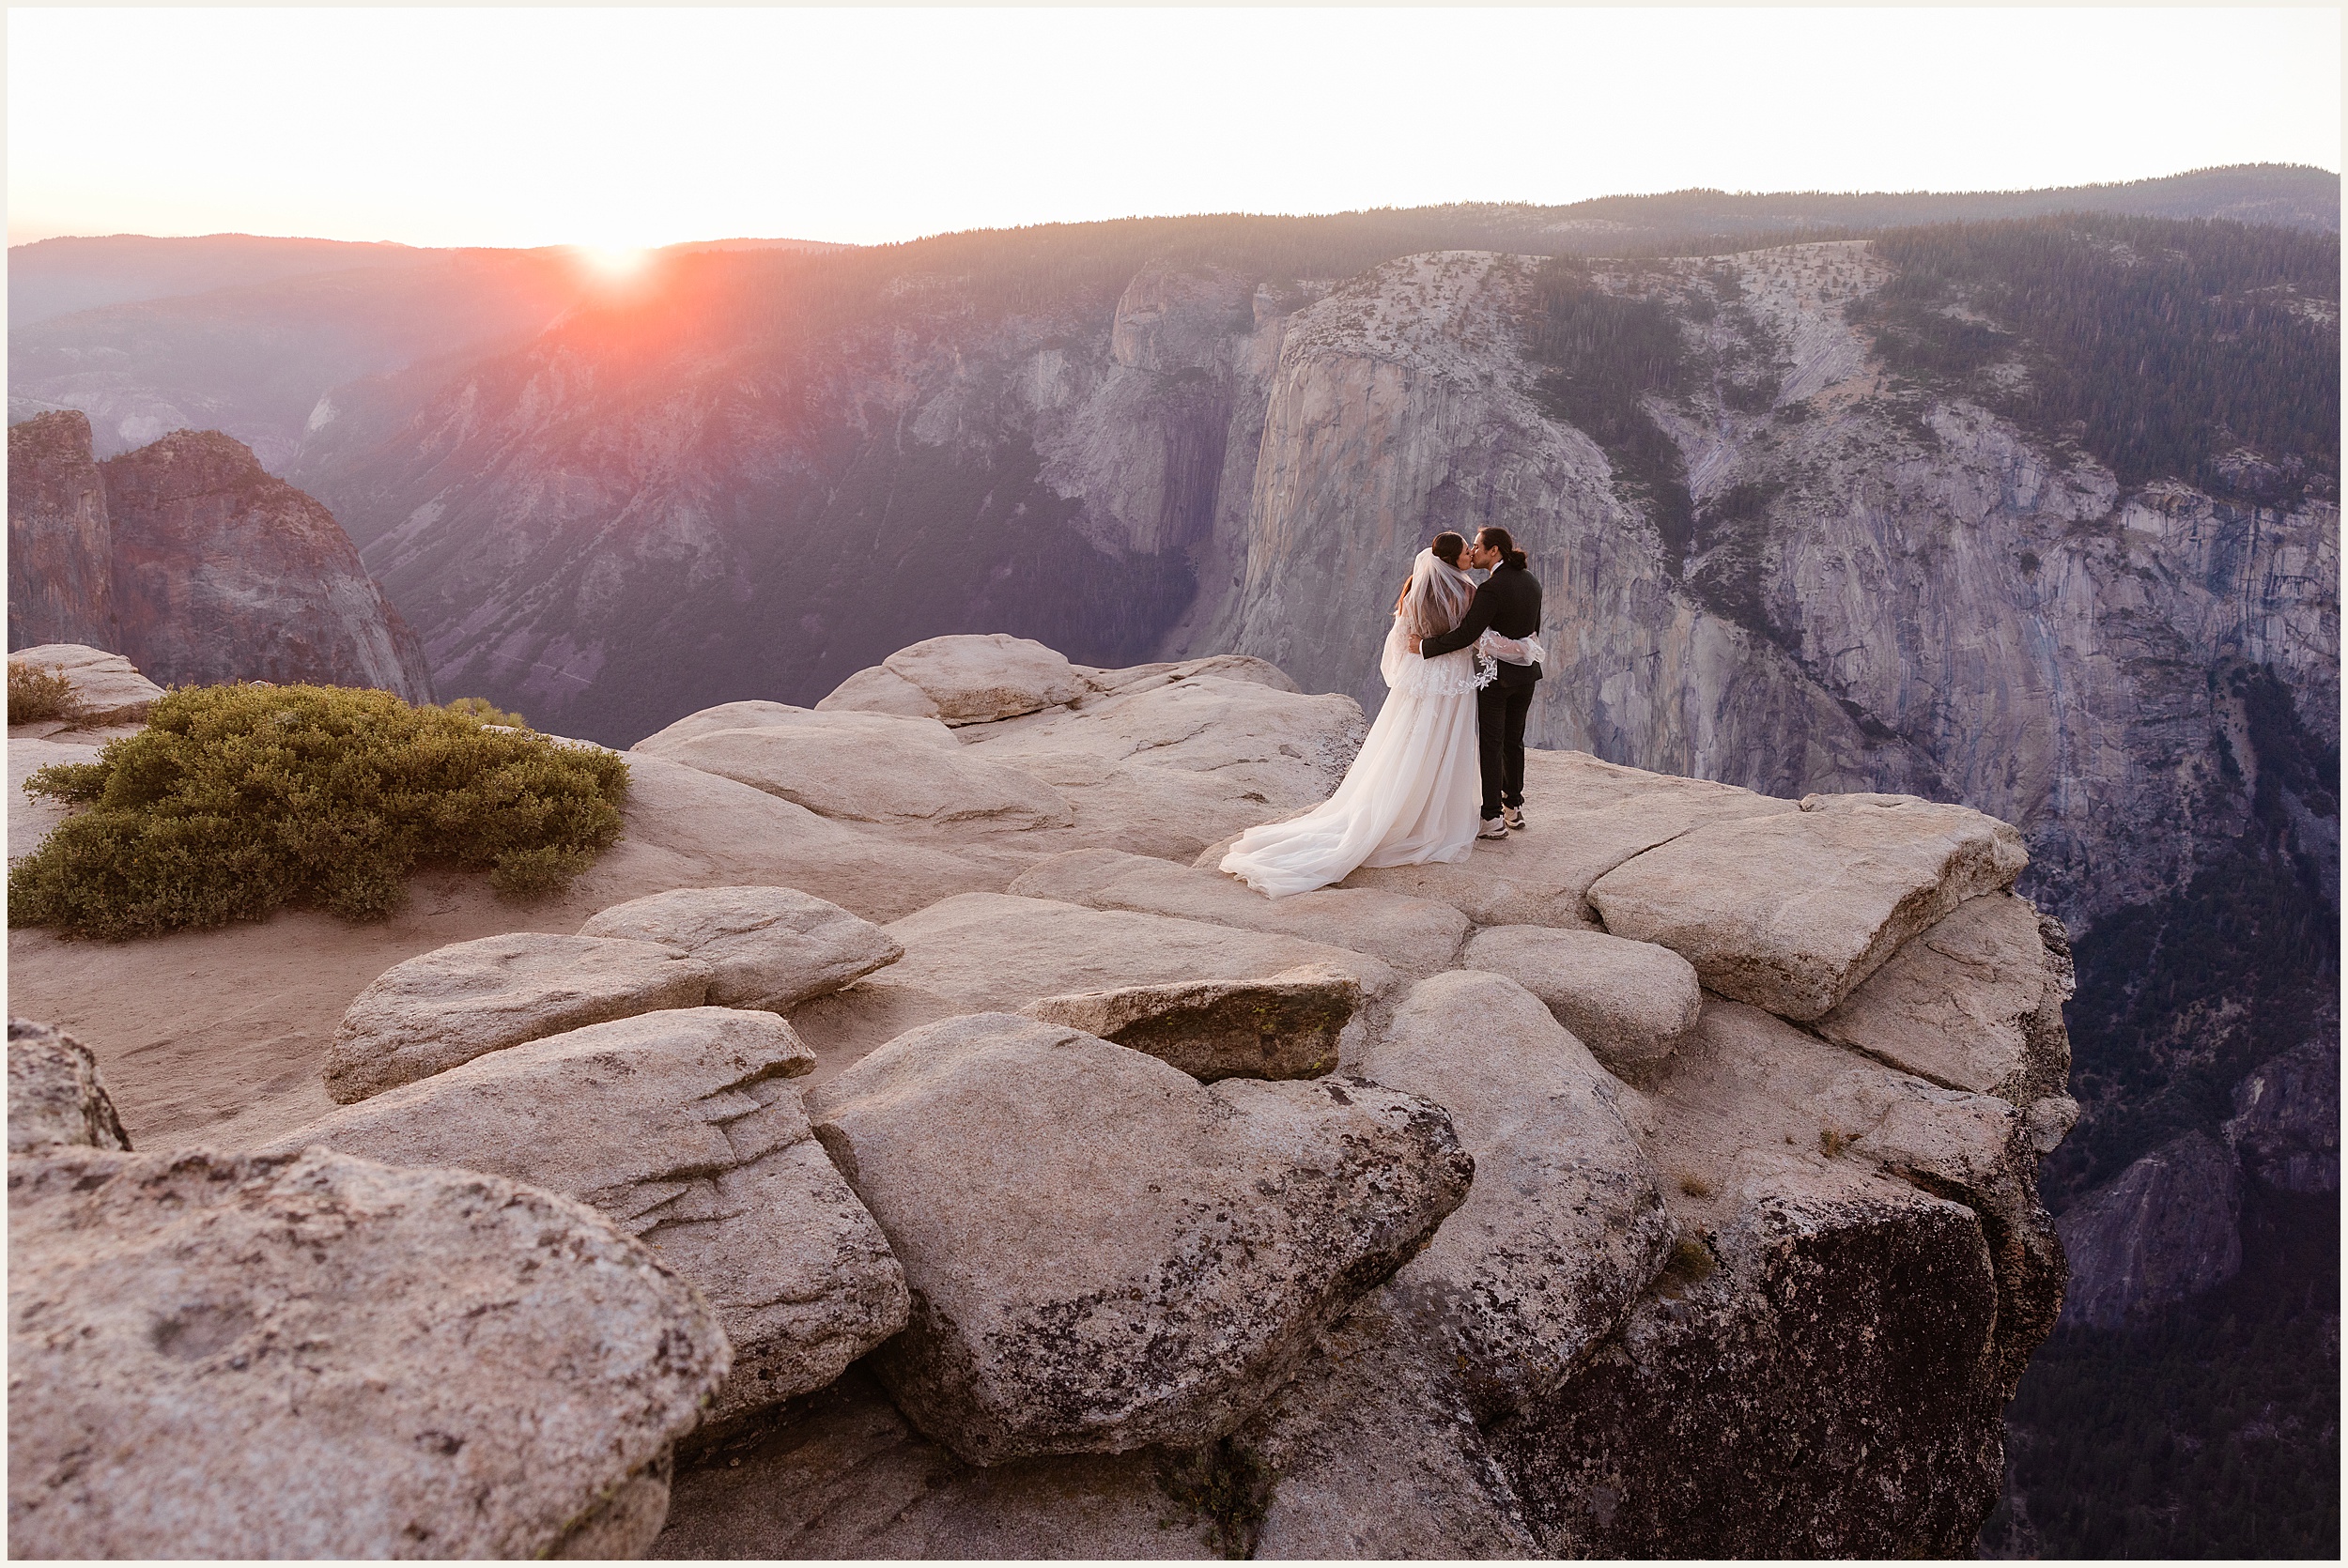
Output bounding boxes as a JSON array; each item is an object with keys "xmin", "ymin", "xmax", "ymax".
[
  {"xmin": 1460, "ymin": 925, "xmax": 1704, "ymax": 1072},
  {"xmin": 2225, "ymin": 1038, "xmax": 2340, "ymax": 1193},
  {"xmin": 1586, "ymin": 792, "xmax": 2029, "ymax": 1021},
  {"xmin": 1023, "ymin": 967, "xmax": 1363, "ymax": 1082},
  {"xmin": 8, "ymin": 411, "xmax": 116, "ymax": 650},
  {"xmin": 8, "ymin": 1018, "xmax": 131, "ymax": 1153},
  {"xmin": 1358, "ymin": 971, "xmax": 1675, "ymax": 1421},
  {"xmin": 2056, "ymin": 1131, "xmax": 2243, "ymax": 1329},
  {"xmin": 650, "ymin": 1367, "xmax": 1224, "ymax": 1560},
  {"xmin": 267, "ymin": 1007, "xmax": 906, "ymax": 1423},
  {"xmin": 324, "ymin": 932, "xmax": 712, "ymax": 1102},
  {"xmin": 807, "ymin": 1013, "xmax": 1473, "ymax": 1463},
  {"xmin": 7, "ymin": 1145, "xmax": 727, "ymax": 1559},
  {"xmin": 579, "ymin": 884, "xmax": 903, "ymax": 1012},
  {"xmin": 1240, "ymin": 1295, "xmax": 1538, "ymax": 1559}
]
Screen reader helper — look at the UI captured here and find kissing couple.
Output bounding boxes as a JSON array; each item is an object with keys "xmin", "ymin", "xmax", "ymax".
[{"xmin": 1220, "ymin": 526, "xmax": 1543, "ymax": 898}]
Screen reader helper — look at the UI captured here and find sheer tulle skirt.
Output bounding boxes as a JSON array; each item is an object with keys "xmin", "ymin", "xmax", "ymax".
[{"xmin": 1217, "ymin": 623, "xmax": 1485, "ymax": 899}]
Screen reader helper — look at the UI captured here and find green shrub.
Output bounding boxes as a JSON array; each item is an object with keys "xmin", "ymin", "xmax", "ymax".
[
  {"xmin": 8, "ymin": 683, "xmax": 628, "ymax": 939},
  {"xmin": 440, "ymin": 696, "xmax": 532, "ymax": 730},
  {"xmin": 8, "ymin": 661, "xmax": 78, "ymax": 724}
]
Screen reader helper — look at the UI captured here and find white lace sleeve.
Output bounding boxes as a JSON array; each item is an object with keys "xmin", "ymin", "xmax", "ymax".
[{"xmin": 1383, "ymin": 618, "xmax": 1497, "ymax": 696}]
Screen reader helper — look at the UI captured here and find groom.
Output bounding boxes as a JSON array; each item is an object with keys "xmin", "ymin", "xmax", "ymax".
[{"xmin": 1415, "ymin": 525, "xmax": 1541, "ymax": 838}]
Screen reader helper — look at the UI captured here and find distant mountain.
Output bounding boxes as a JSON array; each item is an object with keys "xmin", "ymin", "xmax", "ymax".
[{"xmin": 8, "ymin": 412, "xmax": 432, "ymax": 700}]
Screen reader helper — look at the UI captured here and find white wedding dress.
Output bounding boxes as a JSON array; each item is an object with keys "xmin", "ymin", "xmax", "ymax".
[{"xmin": 1219, "ymin": 549, "xmax": 1493, "ymax": 899}]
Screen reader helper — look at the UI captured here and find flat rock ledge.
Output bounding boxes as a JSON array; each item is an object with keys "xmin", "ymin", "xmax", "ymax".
[
  {"xmin": 808, "ymin": 1014, "xmax": 1474, "ymax": 1464},
  {"xmin": 1586, "ymin": 792, "xmax": 2029, "ymax": 1021},
  {"xmin": 1460, "ymin": 926, "xmax": 1703, "ymax": 1073},
  {"xmin": 8, "ymin": 1145, "xmax": 728, "ymax": 1560},
  {"xmin": 266, "ymin": 1007, "xmax": 909, "ymax": 1425},
  {"xmin": 324, "ymin": 931, "xmax": 714, "ymax": 1102}
]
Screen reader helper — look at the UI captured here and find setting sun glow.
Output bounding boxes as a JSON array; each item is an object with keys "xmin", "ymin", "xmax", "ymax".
[{"xmin": 575, "ymin": 245, "xmax": 652, "ymax": 282}]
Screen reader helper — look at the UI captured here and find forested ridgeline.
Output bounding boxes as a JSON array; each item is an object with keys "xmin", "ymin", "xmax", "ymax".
[{"xmin": 1856, "ymin": 214, "xmax": 2340, "ymax": 503}]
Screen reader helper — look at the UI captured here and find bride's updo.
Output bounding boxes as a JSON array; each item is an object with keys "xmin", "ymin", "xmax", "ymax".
[{"xmin": 1430, "ymin": 531, "xmax": 1466, "ymax": 566}]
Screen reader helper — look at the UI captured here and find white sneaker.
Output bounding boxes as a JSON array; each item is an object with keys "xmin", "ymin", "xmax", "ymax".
[
  {"xmin": 1503, "ymin": 806, "xmax": 1526, "ymax": 832},
  {"xmin": 1477, "ymin": 818, "xmax": 1509, "ymax": 839}
]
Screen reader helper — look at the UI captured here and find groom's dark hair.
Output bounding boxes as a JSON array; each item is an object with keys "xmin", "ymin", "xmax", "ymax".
[
  {"xmin": 1476, "ymin": 526, "xmax": 1529, "ymax": 572},
  {"xmin": 1430, "ymin": 531, "xmax": 1466, "ymax": 565}
]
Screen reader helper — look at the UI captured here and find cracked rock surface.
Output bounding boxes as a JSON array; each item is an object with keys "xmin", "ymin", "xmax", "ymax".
[
  {"xmin": 266, "ymin": 1007, "xmax": 907, "ymax": 1424},
  {"xmin": 807, "ymin": 1013, "xmax": 1473, "ymax": 1462},
  {"xmin": 8, "ymin": 1145, "xmax": 727, "ymax": 1559}
]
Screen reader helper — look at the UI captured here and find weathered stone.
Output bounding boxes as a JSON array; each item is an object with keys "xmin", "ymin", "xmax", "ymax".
[
  {"xmin": 2056, "ymin": 1131, "xmax": 2243, "ymax": 1329},
  {"xmin": 1023, "ymin": 967, "xmax": 1362, "ymax": 1082},
  {"xmin": 8, "ymin": 736, "xmax": 100, "ymax": 867},
  {"xmin": 1010, "ymin": 847, "xmax": 1469, "ymax": 976},
  {"xmin": 1636, "ymin": 998, "xmax": 2063, "ymax": 1391},
  {"xmin": 1243, "ymin": 1296, "xmax": 1538, "ymax": 1560},
  {"xmin": 6, "ymin": 643, "xmax": 162, "ymax": 723},
  {"xmin": 1358, "ymin": 972, "xmax": 1674, "ymax": 1419},
  {"xmin": 807, "ymin": 1013, "xmax": 1473, "ymax": 1462},
  {"xmin": 8, "ymin": 1145, "xmax": 727, "ymax": 1559},
  {"xmin": 579, "ymin": 884, "xmax": 903, "ymax": 1012},
  {"xmin": 633, "ymin": 698, "xmax": 958, "ymax": 755},
  {"xmin": 266, "ymin": 1007, "xmax": 906, "ymax": 1423},
  {"xmin": 323, "ymin": 932, "xmax": 713, "ymax": 1102},
  {"xmin": 813, "ymin": 663, "xmax": 942, "ymax": 720},
  {"xmin": 8, "ymin": 1018, "xmax": 130, "ymax": 1153},
  {"xmin": 1460, "ymin": 925, "xmax": 1704, "ymax": 1071},
  {"xmin": 101, "ymin": 430, "xmax": 434, "ymax": 700},
  {"xmin": 843, "ymin": 894, "xmax": 1401, "ymax": 1057},
  {"xmin": 1493, "ymin": 1155, "xmax": 2009, "ymax": 1558},
  {"xmin": 881, "ymin": 633, "xmax": 1089, "ymax": 724},
  {"xmin": 652, "ymin": 723, "xmax": 1073, "ymax": 829},
  {"xmin": 2223, "ymin": 1038, "xmax": 2339, "ymax": 1194},
  {"xmin": 965, "ymin": 672, "xmax": 1369, "ymax": 862},
  {"xmin": 8, "ymin": 411, "xmax": 116, "ymax": 651},
  {"xmin": 652, "ymin": 1367, "xmax": 1223, "ymax": 1559},
  {"xmin": 1586, "ymin": 792, "xmax": 2030, "ymax": 1021},
  {"xmin": 586, "ymin": 752, "xmax": 998, "ymax": 924},
  {"xmin": 1815, "ymin": 890, "xmax": 2074, "ymax": 1103}
]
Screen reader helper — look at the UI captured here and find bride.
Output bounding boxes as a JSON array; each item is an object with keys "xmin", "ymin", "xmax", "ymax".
[{"xmin": 1220, "ymin": 531, "xmax": 1506, "ymax": 898}]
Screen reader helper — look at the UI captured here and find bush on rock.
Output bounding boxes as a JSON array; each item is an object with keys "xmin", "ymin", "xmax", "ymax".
[
  {"xmin": 8, "ymin": 684, "xmax": 627, "ymax": 938},
  {"xmin": 8, "ymin": 660, "xmax": 78, "ymax": 724}
]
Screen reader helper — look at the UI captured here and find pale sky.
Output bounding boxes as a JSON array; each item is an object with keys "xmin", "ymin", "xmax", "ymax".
[{"xmin": 8, "ymin": 6, "xmax": 2340, "ymax": 251}]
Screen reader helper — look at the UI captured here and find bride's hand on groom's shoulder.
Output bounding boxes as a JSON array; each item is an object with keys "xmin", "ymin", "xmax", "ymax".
[{"xmin": 1405, "ymin": 634, "xmax": 1422, "ymax": 653}]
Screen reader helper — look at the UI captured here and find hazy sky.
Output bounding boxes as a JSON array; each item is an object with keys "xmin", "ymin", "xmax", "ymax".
[{"xmin": 8, "ymin": 7, "xmax": 2340, "ymax": 251}]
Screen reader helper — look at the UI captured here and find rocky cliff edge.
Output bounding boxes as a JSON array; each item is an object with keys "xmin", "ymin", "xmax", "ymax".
[{"xmin": 8, "ymin": 634, "xmax": 2076, "ymax": 1558}]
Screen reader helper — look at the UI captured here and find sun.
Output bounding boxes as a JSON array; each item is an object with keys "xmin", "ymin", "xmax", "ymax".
[{"xmin": 574, "ymin": 244, "xmax": 653, "ymax": 282}]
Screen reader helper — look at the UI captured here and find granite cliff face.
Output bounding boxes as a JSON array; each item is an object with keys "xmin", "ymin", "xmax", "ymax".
[
  {"xmin": 5, "ymin": 417, "xmax": 433, "ymax": 701},
  {"xmin": 7, "ymin": 411, "xmax": 118, "ymax": 651},
  {"xmin": 100, "ymin": 430, "xmax": 434, "ymax": 699}
]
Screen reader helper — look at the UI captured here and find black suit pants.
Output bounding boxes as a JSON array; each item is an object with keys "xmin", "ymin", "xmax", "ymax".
[{"xmin": 1475, "ymin": 681, "xmax": 1536, "ymax": 820}]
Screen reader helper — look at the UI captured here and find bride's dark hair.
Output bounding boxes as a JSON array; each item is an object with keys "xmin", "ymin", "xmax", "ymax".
[
  {"xmin": 1475, "ymin": 525, "xmax": 1529, "ymax": 571},
  {"xmin": 1430, "ymin": 531, "xmax": 1467, "ymax": 565}
]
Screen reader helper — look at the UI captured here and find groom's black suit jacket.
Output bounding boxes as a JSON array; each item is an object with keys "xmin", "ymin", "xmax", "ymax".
[{"xmin": 1420, "ymin": 561, "xmax": 1542, "ymax": 688}]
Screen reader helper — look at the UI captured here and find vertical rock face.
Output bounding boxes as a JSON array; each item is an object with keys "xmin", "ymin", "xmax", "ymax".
[
  {"xmin": 2224, "ymin": 1038, "xmax": 2340, "ymax": 1193},
  {"xmin": 99, "ymin": 429, "xmax": 433, "ymax": 699},
  {"xmin": 2054, "ymin": 1130, "xmax": 2244, "ymax": 1329},
  {"xmin": 7, "ymin": 411, "xmax": 117, "ymax": 651}
]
